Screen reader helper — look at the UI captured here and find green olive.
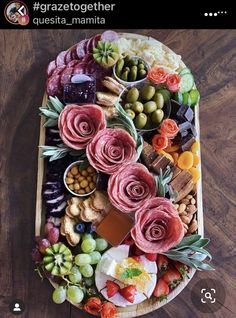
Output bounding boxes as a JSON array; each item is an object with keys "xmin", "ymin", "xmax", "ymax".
[
  {"xmin": 151, "ymin": 109, "xmax": 164, "ymax": 125},
  {"xmin": 127, "ymin": 59, "xmax": 138, "ymax": 67},
  {"xmin": 140, "ymin": 85, "xmax": 155, "ymax": 101},
  {"xmin": 124, "ymin": 103, "xmax": 133, "ymax": 110},
  {"xmin": 134, "ymin": 113, "xmax": 147, "ymax": 129},
  {"xmin": 132, "ymin": 101, "xmax": 144, "ymax": 113},
  {"xmin": 125, "ymin": 109, "xmax": 135, "ymax": 120},
  {"xmin": 156, "ymin": 89, "xmax": 171, "ymax": 103},
  {"xmin": 144, "ymin": 115, "xmax": 152, "ymax": 129},
  {"xmin": 126, "ymin": 87, "xmax": 139, "ymax": 103},
  {"xmin": 144, "ymin": 101, "xmax": 157, "ymax": 114},
  {"xmin": 138, "ymin": 69, "xmax": 147, "ymax": 79},
  {"xmin": 138, "ymin": 63, "xmax": 145, "ymax": 70},
  {"xmin": 153, "ymin": 93, "xmax": 165, "ymax": 109}
]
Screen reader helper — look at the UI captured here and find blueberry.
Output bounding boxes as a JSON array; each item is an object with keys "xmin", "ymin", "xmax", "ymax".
[
  {"xmin": 74, "ymin": 223, "xmax": 86, "ymax": 233},
  {"xmin": 86, "ymin": 223, "xmax": 96, "ymax": 234}
]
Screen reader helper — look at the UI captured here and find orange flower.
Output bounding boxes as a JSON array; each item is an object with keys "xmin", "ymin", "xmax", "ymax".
[
  {"xmin": 100, "ymin": 302, "xmax": 117, "ymax": 318},
  {"xmin": 158, "ymin": 119, "xmax": 179, "ymax": 139},
  {"xmin": 152, "ymin": 134, "xmax": 168, "ymax": 151},
  {"xmin": 147, "ymin": 67, "xmax": 168, "ymax": 84},
  {"xmin": 84, "ymin": 297, "xmax": 102, "ymax": 315},
  {"xmin": 166, "ymin": 73, "xmax": 181, "ymax": 92}
]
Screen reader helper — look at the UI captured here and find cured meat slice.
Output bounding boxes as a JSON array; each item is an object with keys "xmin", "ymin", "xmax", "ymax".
[
  {"xmin": 60, "ymin": 67, "xmax": 74, "ymax": 86},
  {"xmin": 76, "ymin": 39, "xmax": 88, "ymax": 59},
  {"xmin": 86, "ymin": 128, "xmax": 137, "ymax": 174},
  {"xmin": 71, "ymin": 45, "xmax": 78, "ymax": 60},
  {"xmin": 73, "ymin": 62, "xmax": 87, "ymax": 74},
  {"xmin": 51, "ymin": 65, "xmax": 66, "ymax": 77},
  {"xmin": 67, "ymin": 60, "xmax": 79, "ymax": 68},
  {"xmin": 82, "ymin": 53, "xmax": 93, "ymax": 64},
  {"xmin": 131, "ymin": 198, "xmax": 184, "ymax": 253},
  {"xmin": 86, "ymin": 37, "xmax": 94, "ymax": 53},
  {"xmin": 58, "ymin": 104, "xmax": 106, "ymax": 150},
  {"xmin": 46, "ymin": 60, "xmax": 56, "ymax": 77},
  {"xmin": 92, "ymin": 34, "xmax": 101, "ymax": 49},
  {"xmin": 46, "ymin": 75, "xmax": 62, "ymax": 97},
  {"xmin": 64, "ymin": 50, "xmax": 73, "ymax": 64},
  {"xmin": 56, "ymin": 50, "xmax": 67, "ymax": 66},
  {"xmin": 108, "ymin": 163, "xmax": 156, "ymax": 213}
]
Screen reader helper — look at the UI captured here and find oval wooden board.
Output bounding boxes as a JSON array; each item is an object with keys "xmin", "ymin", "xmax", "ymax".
[{"xmin": 35, "ymin": 32, "xmax": 204, "ymax": 317}]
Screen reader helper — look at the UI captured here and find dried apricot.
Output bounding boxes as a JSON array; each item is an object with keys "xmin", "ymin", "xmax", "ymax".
[
  {"xmin": 177, "ymin": 151, "xmax": 194, "ymax": 170},
  {"xmin": 164, "ymin": 144, "xmax": 180, "ymax": 153},
  {"xmin": 193, "ymin": 154, "xmax": 200, "ymax": 167},
  {"xmin": 172, "ymin": 152, "xmax": 179, "ymax": 165},
  {"xmin": 191, "ymin": 141, "xmax": 200, "ymax": 154},
  {"xmin": 189, "ymin": 167, "xmax": 200, "ymax": 184}
]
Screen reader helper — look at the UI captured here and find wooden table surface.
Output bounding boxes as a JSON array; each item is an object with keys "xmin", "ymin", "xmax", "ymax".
[{"xmin": 0, "ymin": 29, "xmax": 236, "ymax": 318}]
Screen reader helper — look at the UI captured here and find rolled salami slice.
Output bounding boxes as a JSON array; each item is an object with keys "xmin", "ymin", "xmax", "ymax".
[
  {"xmin": 60, "ymin": 67, "xmax": 74, "ymax": 86},
  {"xmin": 51, "ymin": 65, "xmax": 66, "ymax": 77},
  {"xmin": 46, "ymin": 75, "xmax": 62, "ymax": 97},
  {"xmin": 64, "ymin": 50, "xmax": 73, "ymax": 64},
  {"xmin": 46, "ymin": 60, "xmax": 56, "ymax": 77},
  {"xmin": 76, "ymin": 39, "xmax": 88, "ymax": 59},
  {"xmin": 56, "ymin": 50, "xmax": 67, "ymax": 66}
]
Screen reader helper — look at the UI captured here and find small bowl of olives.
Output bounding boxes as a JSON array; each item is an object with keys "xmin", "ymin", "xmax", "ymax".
[
  {"xmin": 119, "ymin": 82, "xmax": 171, "ymax": 134},
  {"xmin": 113, "ymin": 55, "xmax": 149, "ymax": 87}
]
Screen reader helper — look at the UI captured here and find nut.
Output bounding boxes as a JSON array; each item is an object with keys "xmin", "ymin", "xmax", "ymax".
[
  {"xmin": 65, "ymin": 177, "xmax": 74, "ymax": 184},
  {"xmin": 188, "ymin": 218, "xmax": 198, "ymax": 234},
  {"xmin": 180, "ymin": 215, "xmax": 191, "ymax": 225},
  {"xmin": 191, "ymin": 198, "xmax": 196, "ymax": 205},
  {"xmin": 71, "ymin": 166, "xmax": 79, "ymax": 175},
  {"xmin": 180, "ymin": 199, "xmax": 190, "ymax": 205},
  {"xmin": 174, "ymin": 204, "xmax": 179, "ymax": 210},
  {"xmin": 186, "ymin": 205, "xmax": 197, "ymax": 214},
  {"xmin": 179, "ymin": 203, "xmax": 186, "ymax": 214},
  {"xmin": 186, "ymin": 194, "xmax": 193, "ymax": 200}
]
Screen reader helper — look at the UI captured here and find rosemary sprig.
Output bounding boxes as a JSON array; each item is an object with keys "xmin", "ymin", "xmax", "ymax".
[
  {"xmin": 39, "ymin": 144, "xmax": 86, "ymax": 162},
  {"xmin": 163, "ymin": 234, "xmax": 214, "ymax": 271},
  {"xmin": 39, "ymin": 96, "xmax": 65, "ymax": 127}
]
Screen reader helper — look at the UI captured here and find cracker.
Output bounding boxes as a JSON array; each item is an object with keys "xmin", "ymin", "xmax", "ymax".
[
  {"xmin": 93, "ymin": 191, "xmax": 110, "ymax": 210},
  {"xmin": 65, "ymin": 207, "xmax": 74, "ymax": 218},
  {"xmin": 82, "ymin": 199, "xmax": 99, "ymax": 222},
  {"xmin": 69, "ymin": 203, "xmax": 81, "ymax": 217},
  {"xmin": 60, "ymin": 217, "xmax": 66, "ymax": 236}
]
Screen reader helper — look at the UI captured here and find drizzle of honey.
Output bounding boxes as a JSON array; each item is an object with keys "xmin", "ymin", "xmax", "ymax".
[{"xmin": 115, "ymin": 257, "xmax": 151, "ymax": 292}]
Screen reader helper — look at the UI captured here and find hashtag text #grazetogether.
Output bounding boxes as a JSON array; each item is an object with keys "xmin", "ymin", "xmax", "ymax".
[{"xmin": 32, "ymin": 16, "xmax": 106, "ymax": 26}]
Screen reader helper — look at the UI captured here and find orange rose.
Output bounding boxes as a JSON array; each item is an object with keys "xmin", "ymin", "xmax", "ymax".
[
  {"xmin": 100, "ymin": 302, "xmax": 117, "ymax": 318},
  {"xmin": 158, "ymin": 119, "xmax": 179, "ymax": 139},
  {"xmin": 166, "ymin": 73, "xmax": 181, "ymax": 92},
  {"xmin": 152, "ymin": 134, "xmax": 168, "ymax": 151},
  {"xmin": 147, "ymin": 67, "xmax": 168, "ymax": 84},
  {"xmin": 84, "ymin": 297, "xmax": 102, "ymax": 315}
]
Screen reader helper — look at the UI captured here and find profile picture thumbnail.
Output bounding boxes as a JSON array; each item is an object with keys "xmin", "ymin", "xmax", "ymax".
[{"xmin": 4, "ymin": 1, "xmax": 29, "ymax": 25}]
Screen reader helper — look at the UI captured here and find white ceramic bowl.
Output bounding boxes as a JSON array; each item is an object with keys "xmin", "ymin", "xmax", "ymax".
[
  {"xmin": 63, "ymin": 160, "xmax": 97, "ymax": 197},
  {"xmin": 113, "ymin": 56, "xmax": 150, "ymax": 87}
]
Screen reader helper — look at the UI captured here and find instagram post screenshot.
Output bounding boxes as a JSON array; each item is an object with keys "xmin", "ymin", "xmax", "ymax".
[{"xmin": 0, "ymin": 1, "xmax": 235, "ymax": 317}]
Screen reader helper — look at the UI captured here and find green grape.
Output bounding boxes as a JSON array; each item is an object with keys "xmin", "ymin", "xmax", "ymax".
[
  {"xmin": 66, "ymin": 286, "xmax": 84, "ymax": 304},
  {"xmin": 81, "ymin": 239, "xmax": 96, "ymax": 253},
  {"xmin": 83, "ymin": 276, "xmax": 95, "ymax": 287},
  {"xmin": 68, "ymin": 266, "xmax": 82, "ymax": 284},
  {"xmin": 79, "ymin": 264, "xmax": 94, "ymax": 278},
  {"xmin": 82, "ymin": 233, "xmax": 93, "ymax": 240},
  {"xmin": 52, "ymin": 286, "xmax": 66, "ymax": 304},
  {"xmin": 95, "ymin": 238, "xmax": 108, "ymax": 252},
  {"xmin": 89, "ymin": 251, "xmax": 102, "ymax": 265},
  {"xmin": 74, "ymin": 253, "xmax": 92, "ymax": 266}
]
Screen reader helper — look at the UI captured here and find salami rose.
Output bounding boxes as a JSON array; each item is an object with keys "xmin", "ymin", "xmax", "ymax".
[
  {"xmin": 58, "ymin": 104, "xmax": 106, "ymax": 150},
  {"xmin": 166, "ymin": 73, "xmax": 181, "ymax": 92},
  {"xmin": 158, "ymin": 119, "xmax": 179, "ymax": 139},
  {"xmin": 86, "ymin": 128, "xmax": 137, "ymax": 174},
  {"xmin": 131, "ymin": 198, "xmax": 184, "ymax": 253},
  {"xmin": 108, "ymin": 163, "xmax": 156, "ymax": 213}
]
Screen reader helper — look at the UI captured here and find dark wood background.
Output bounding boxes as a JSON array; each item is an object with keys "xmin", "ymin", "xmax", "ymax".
[{"xmin": 0, "ymin": 29, "xmax": 236, "ymax": 318}]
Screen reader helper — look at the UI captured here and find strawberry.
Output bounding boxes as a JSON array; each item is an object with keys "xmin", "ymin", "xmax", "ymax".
[
  {"xmin": 119, "ymin": 285, "xmax": 136, "ymax": 303},
  {"xmin": 106, "ymin": 280, "xmax": 120, "ymax": 298},
  {"xmin": 153, "ymin": 278, "xmax": 170, "ymax": 301},
  {"xmin": 162, "ymin": 268, "xmax": 182, "ymax": 289},
  {"xmin": 157, "ymin": 255, "xmax": 169, "ymax": 273},
  {"xmin": 173, "ymin": 261, "xmax": 189, "ymax": 278},
  {"xmin": 145, "ymin": 253, "xmax": 158, "ymax": 262},
  {"xmin": 132, "ymin": 244, "xmax": 144, "ymax": 256}
]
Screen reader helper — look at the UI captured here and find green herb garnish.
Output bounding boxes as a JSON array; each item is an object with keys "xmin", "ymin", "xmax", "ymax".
[{"xmin": 121, "ymin": 268, "xmax": 142, "ymax": 280}]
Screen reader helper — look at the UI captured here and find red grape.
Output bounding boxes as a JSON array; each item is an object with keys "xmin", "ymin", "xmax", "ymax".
[
  {"xmin": 47, "ymin": 227, "xmax": 59, "ymax": 244},
  {"xmin": 45, "ymin": 222, "xmax": 54, "ymax": 236},
  {"xmin": 38, "ymin": 238, "xmax": 51, "ymax": 254},
  {"xmin": 31, "ymin": 248, "xmax": 43, "ymax": 263}
]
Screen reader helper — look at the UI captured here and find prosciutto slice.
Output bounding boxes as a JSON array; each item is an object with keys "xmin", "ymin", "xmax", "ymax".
[
  {"xmin": 131, "ymin": 198, "xmax": 184, "ymax": 253},
  {"xmin": 58, "ymin": 104, "xmax": 106, "ymax": 150},
  {"xmin": 86, "ymin": 128, "xmax": 137, "ymax": 174},
  {"xmin": 108, "ymin": 163, "xmax": 156, "ymax": 213}
]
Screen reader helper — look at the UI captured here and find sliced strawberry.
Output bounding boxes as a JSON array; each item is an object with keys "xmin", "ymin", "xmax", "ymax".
[
  {"xmin": 145, "ymin": 253, "xmax": 158, "ymax": 262},
  {"xmin": 119, "ymin": 285, "xmax": 136, "ymax": 303},
  {"xmin": 153, "ymin": 278, "xmax": 170, "ymax": 301},
  {"xmin": 157, "ymin": 255, "xmax": 169, "ymax": 273},
  {"xmin": 106, "ymin": 280, "xmax": 120, "ymax": 298},
  {"xmin": 162, "ymin": 268, "xmax": 182, "ymax": 289},
  {"xmin": 173, "ymin": 261, "xmax": 189, "ymax": 278}
]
